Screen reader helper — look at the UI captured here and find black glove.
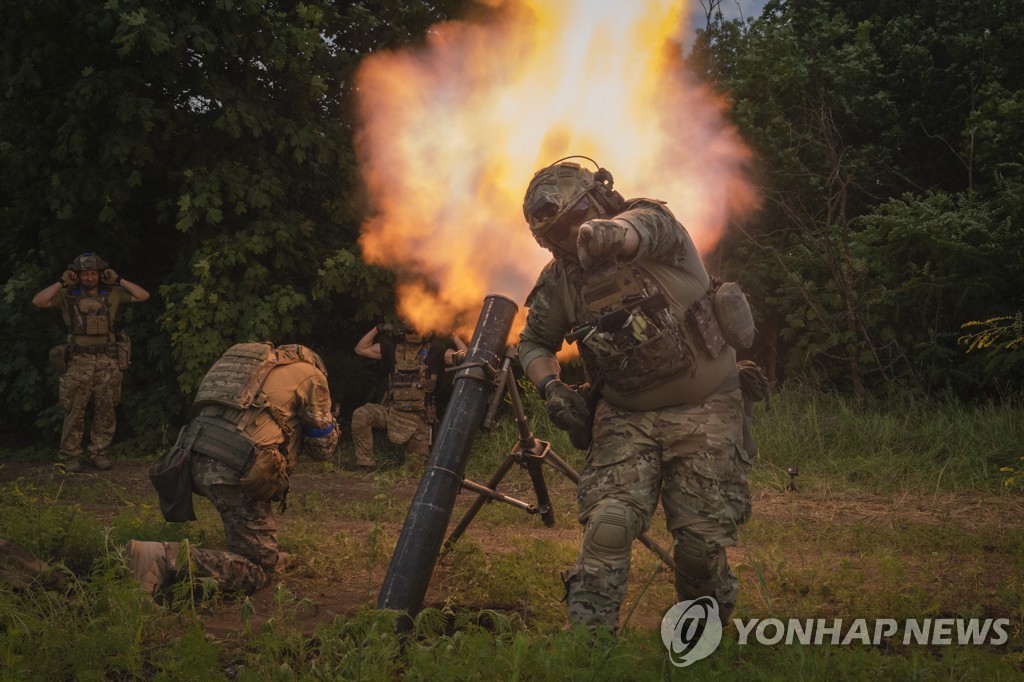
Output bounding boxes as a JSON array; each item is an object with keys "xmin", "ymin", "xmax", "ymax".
[
  {"xmin": 577, "ymin": 219, "xmax": 628, "ymax": 270},
  {"xmin": 101, "ymin": 268, "xmax": 120, "ymax": 285},
  {"xmin": 544, "ymin": 380, "xmax": 590, "ymax": 431},
  {"xmin": 376, "ymin": 322, "xmax": 393, "ymax": 334},
  {"xmin": 59, "ymin": 270, "xmax": 78, "ymax": 287}
]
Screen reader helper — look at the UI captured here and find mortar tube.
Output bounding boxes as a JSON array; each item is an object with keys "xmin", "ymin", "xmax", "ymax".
[{"xmin": 376, "ymin": 294, "xmax": 519, "ymax": 623}]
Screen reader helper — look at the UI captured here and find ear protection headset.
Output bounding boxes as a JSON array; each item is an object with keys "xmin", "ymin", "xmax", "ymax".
[{"xmin": 547, "ymin": 155, "xmax": 626, "ymax": 216}]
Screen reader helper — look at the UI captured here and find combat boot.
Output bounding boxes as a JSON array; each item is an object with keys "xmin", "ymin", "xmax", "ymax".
[
  {"xmin": 88, "ymin": 454, "xmax": 113, "ymax": 470},
  {"xmin": 127, "ymin": 540, "xmax": 177, "ymax": 595},
  {"xmin": 57, "ymin": 457, "xmax": 82, "ymax": 474}
]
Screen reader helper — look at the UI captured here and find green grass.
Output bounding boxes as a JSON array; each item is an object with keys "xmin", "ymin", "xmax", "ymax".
[{"xmin": 0, "ymin": 385, "xmax": 1022, "ymax": 678}]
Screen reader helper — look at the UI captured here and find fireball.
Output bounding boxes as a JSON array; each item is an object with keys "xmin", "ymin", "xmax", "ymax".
[{"xmin": 354, "ymin": 0, "xmax": 756, "ymax": 344}]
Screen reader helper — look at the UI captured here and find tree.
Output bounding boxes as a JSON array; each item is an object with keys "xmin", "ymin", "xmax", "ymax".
[
  {"xmin": 0, "ymin": 0, "xmax": 468, "ymax": 448},
  {"xmin": 697, "ymin": 0, "xmax": 1024, "ymax": 396}
]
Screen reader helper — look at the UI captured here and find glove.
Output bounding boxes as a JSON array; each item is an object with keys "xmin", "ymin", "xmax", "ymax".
[
  {"xmin": 450, "ymin": 349, "xmax": 467, "ymax": 366},
  {"xmin": 101, "ymin": 268, "xmax": 120, "ymax": 285},
  {"xmin": 577, "ymin": 219, "xmax": 628, "ymax": 270},
  {"xmin": 59, "ymin": 270, "xmax": 78, "ymax": 287},
  {"xmin": 376, "ymin": 322, "xmax": 393, "ymax": 334},
  {"xmin": 544, "ymin": 380, "xmax": 590, "ymax": 431}
]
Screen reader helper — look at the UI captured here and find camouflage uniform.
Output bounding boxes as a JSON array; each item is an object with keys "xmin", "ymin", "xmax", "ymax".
[
  {"xmin": 519, "ymin": 198, "xmax": 752, "ymax": 630},
  {"xmin": 51, "ymin": 285, "xmax": 132, "ymax": 468},
  {"xmin": 185, "ymin": 349, "xmax": 338, "ymax": 593},
  {"xmin": 351, "ymin": 340, "xmax": 447, "ymax": 472}
]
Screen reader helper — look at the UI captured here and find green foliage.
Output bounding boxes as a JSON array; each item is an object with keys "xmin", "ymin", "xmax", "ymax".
[
  {"xmin": 0, "ymin": 0, "xmax": 467, "ymax": 445},
  {"xmin": 699, "ymin": 0, "xmax": 1024, "ymax": 397}
]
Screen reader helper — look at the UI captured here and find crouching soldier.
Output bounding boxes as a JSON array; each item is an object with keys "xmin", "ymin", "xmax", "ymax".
[{"xmin": 130, "ymin": 342, "xmax": 339, "ymax": 595}]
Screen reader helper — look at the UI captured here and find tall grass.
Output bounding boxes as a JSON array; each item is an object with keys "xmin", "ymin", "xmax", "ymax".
[{"xmin": 749, "ymin": 384, "xmax": 1022, "ymax": 494}]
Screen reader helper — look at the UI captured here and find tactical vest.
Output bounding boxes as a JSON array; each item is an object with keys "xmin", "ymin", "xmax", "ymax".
[
  {"xmin": 572, "ymin": 265, "xmax": 693, "ymax": 396},
  {"xmin": 67, "ymin": 288, "xmax": 116, "ymax": 339},
  {"xmin": 573, "ymin": 264, "xmax": 732, "ymax": 397},
  {"xmin": 190, "ymin": 342, "xmax": 308, "ymax": 470},
  {"xmin": 386, "ymin": 344, "xmax": 436, "ymax": 413}
]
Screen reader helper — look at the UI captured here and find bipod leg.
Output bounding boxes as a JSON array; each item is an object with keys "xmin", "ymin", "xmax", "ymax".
[
  {"xmin": 442, "ymin": 455, "xmax": 517, "ymax": 553},
  {"xmin": 523, "ymin": 454, "xmax": 555, "ymax": 527}
]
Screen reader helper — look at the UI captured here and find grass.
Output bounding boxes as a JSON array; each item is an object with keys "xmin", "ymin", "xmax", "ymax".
[{"xmin": 0, "ymin": 384, "xmax": 1022, "ymax": 678}]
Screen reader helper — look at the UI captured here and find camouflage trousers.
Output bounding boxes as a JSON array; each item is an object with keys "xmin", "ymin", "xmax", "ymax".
[
  {"xmin": 566, "ymin": 387, "xmax": 752, "ymax": 630},
  {"xmin": 190, "ymin": 458, "xmax": 277, "ymax": 593},
  {"xmin": 58, "ymin": 352, "xmax": 122, "ymax": 461},
  {"xmin": 350, "ymin": 402, "xmax": 431, "ymax": 472}
]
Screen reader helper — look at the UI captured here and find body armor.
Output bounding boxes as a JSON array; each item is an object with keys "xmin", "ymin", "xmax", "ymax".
[
  {"xmin": 67, "ymin": 289, "xmax": 114, "ymax": 337},
  {"xmin": 386, "ymin": 344, "xmax": 435, "ymax": 414},
  {"xmin": 190, "ymin": 342, "xmax": 324, "ymax": 501}
]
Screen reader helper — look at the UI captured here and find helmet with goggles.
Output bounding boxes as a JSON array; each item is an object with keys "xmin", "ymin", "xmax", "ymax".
[{"xmin": 522, "ymin": 157, "xmax": 622, "ymax": 254}]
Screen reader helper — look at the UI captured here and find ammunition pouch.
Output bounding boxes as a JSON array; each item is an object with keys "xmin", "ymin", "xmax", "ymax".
[
  {"xmin": 115, "ymin": 329, "xmax": 132, "ymax": 371},
  {"xmin": 238, "ymin": 445, "xmax": 289, "ymax": 503},
  {"xmin": 148, "ymin": 424, "xmax": 198, "ymax": 522},
  {"xmin": 685, "ymin": 293, "xmax": 727, "ymax": 359},
  {"xmin": 576, "ymin": 293, "xmax": 694, "ymax": 396},
  {"xmin": 48, "ymin": 344, "xmax": 69, "ymax": 375}
]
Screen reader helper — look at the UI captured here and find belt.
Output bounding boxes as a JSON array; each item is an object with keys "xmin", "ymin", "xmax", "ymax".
[{"xmin": 71, "ymin": 343, "xmax": 118, "ymax": 356}]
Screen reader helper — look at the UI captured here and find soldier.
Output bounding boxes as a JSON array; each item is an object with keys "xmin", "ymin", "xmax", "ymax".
[
  {"xmin": 517, "ymin": 157, "xmax": 754, "ymax": 630},
  {"xmin": 129, "ymin": 342, "xmax": 340, "ymax": 595},
  {"xmin": 351, "ymin": 322, "xmax": 466, "ymax": 473},
  {"xmin": 31, "ymin": 253, "xmax": 150, "ymax": 472}
]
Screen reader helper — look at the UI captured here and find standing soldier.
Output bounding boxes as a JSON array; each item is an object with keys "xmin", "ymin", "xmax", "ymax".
[
  {"xmin": 31, "ymin": 253, "xmax": 150, "ymax": 473},
  {"xmin": 131, "ymin": 342, "xmax": 340, "ymax": 595},
  {"xmin": 517, "ymin": 157, "xmax": 754, "ymax": 631},
  {"xmin": 351, "ymin": 322, "xmax": 466, "ymax": 473}
]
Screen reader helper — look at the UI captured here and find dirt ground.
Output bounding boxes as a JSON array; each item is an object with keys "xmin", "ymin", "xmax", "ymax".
[{"xmin": 2, "ymin": 459, "xmax": 1022, "ymax": 638}]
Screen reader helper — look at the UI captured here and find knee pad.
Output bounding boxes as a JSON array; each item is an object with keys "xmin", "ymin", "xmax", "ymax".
[
  {"xmin": 582, "ymin": 501, "xmax": 637, "ymax": 561},
  {"xmin": 674, "ymin": 531, "xmax": 718, "ymax": 581}
]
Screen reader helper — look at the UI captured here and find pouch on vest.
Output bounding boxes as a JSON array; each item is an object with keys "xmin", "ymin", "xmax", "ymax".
[
  {"xmin": 713, "ymin": 282, "xmax": 755, "ymax": 350},
  {"xmin": 239, "ymin": 445, "xmax": 289, "ymax": 502},
  {"xmin": 578, "ymin": 310, "xmax": 695, "ymax": 396},
  {"xmin": 115, "ymin": 329, "xmax": 132, "ymax": 371},
  {"xmin": 48, "ymin": 344, "xmax": 68, "ymax": 375},
  {"xmin": 148, "ymin": 424, "xmax": 198, "ymax": 522},
  {"xmin": 386, "ymin": 408, "xmax": 421, "ymax": 445},
  {"xmin": 685, "ymin": 294, "xmax": 727, "ymax": 359},
  {"xmin": 190, "ymin": 415, "xmax": 256, "ymax": 472}
]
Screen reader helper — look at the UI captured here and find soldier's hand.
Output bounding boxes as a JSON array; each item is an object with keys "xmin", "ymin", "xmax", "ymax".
[
  {"xmin": 60, "ymin": 270, "xmax": 78, "ymax": 287},
  {"xmin": 577, "ymin": 219, "xmax": 627, "ymax": 270},
  {"xmin": 544, "ymin": 380, "xmax": 590, "ymax": 431},
  {"xmin": 101, "ymin": 268, "xmax": 120, "ymax": 285},
  {"xmin": 376, "ymin": 322, "xmax": 393, "ymax": 334}
]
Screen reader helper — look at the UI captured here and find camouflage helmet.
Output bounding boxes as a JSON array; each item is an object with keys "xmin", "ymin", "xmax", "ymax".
[
  {"xmin": 69, "ymin": 252, "xmax": 108, "ymax": 272},
  {"xmin": 522, "ymin": 161, "xmax": 598, "ymax": 246}
]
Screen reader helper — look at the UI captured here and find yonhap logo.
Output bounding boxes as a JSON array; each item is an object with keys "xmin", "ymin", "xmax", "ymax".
[{"xmin": 660, "ymin": 596, "xmax": 724, "ymax": 667}]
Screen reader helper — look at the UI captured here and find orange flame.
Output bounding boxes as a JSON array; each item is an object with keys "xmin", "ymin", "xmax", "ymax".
[{"xmin": 354, "ymin": 0, "xmax": 757, "ymax": 343}]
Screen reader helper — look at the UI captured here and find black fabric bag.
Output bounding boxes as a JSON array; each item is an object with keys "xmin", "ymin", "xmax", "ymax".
[{"xmin": 148, "ymin": 424, "xmax": 197, "ymax": 522}]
